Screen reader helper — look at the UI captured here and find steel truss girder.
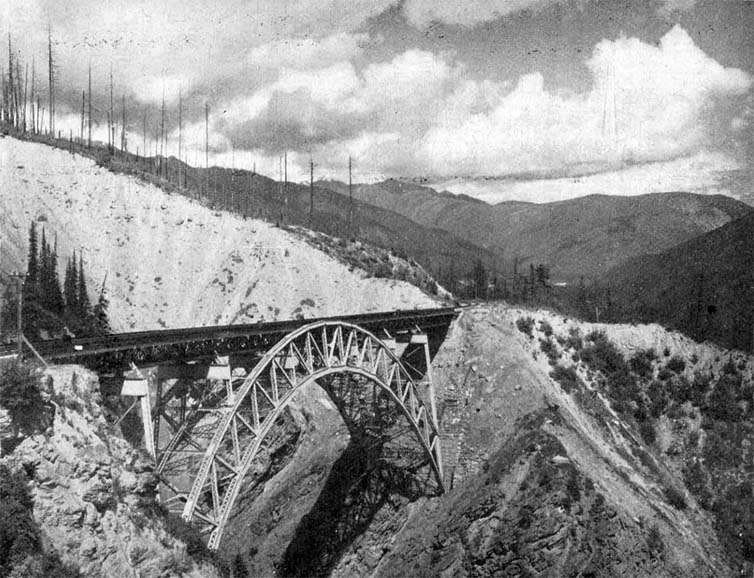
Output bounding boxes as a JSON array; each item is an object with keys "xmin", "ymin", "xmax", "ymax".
[{"xmin": 165, "ymin": 320, "xmax": 443, "ymax": 550}]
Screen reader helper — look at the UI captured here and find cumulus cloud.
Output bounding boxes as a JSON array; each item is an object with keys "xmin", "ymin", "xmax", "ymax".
[
  {"xmin": 0, "ymin": 0, "xmax": 394, "ymax": 113},
  {"xmin": 215, "ymin": 49, "xmax": 455, "ymax": 157},
  {"xmin": 2, "ymin": 0, "xmax": 749, "ymax": 187},
  {"xmin": 200, "ymin": 26, "xmax": 750, "ymax": 183},
  {"xmin": 413, "ymin": 26, "xmax": 751, "ymax": 178}
]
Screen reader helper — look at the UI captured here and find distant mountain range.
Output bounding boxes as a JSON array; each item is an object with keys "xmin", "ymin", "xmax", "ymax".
[{"xmin": 320, "ymin": 179, "xmax": 754, "ymax": 283}]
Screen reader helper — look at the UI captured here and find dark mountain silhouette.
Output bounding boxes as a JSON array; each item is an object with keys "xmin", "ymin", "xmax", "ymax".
[{"xmin": 606, "ymin": 212, "xmax": 754, "ymax": 352}]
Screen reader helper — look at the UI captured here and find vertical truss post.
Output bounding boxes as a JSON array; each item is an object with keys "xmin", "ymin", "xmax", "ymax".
[
  {"xmin": 411, "ymin": 331, "xmax": 443, "ymax": 481},
  {"xmin": 410, "ymin": 333, "xmax": 437, "ymax": 425},
  {"xmin": 153, "ymin": 377, "xmax": 164, "ymax": 458},
  {"xmin": 141, "ymin": 390, "xmax": 156, "ymax": 459},
  {"xmin": 208, "ymin": 355, "xmax": 233, "ymax": 401},
  {"xmin": 121, "ymin": 364, "xmax": 156, "ymax": 459}
]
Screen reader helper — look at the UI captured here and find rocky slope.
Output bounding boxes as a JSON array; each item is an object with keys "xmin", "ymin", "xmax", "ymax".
[
  {"xmin": 216, "ymin": 304, "xmax": 751, "ymax": 577},
  {"xmin": 0, "ymin": 136, "xmax": 439, "ymax": 333},
  {"xmin": 0, "ymin": 364, "xmax": 220, "ymax": 577}
]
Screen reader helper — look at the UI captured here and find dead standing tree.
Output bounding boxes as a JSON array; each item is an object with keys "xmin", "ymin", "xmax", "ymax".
[
  {"xmin": 30, "ymin": 57, "xmax": 35, "ymax": 134},
  {"xmin": 121, "ymin": 94, "xmax": 127, "ymax": 154},
  {"xmin": 205, "ymin": 101, "xmax": 209, "ymax": 196},
  {"xmin": 178, "ymin": 88, "xmax": 183, "ymax": 188},
  {"xmin": 88, "ymin": 62, "xmax": 92, "ymax": 147},
  {"xmin": 47, "ymin": 26, "xmax": 55, "ymax": 137},
  {"xmin": 22, "ymin": 62, "xmax": 28, "ymax": 132},
  {"xmin": 8, "ymin": 34, "xmax": 16, "ymax": 127},
  {"xmin": 80, "ymin": 90, "xmax": 85, "ymax": 142},
  {"xmin": 109, "ymin": 66, "xmax": 114, "ymax": 152},
  {"xmin": 309, "ymin": 157, "xmax": 315, "ymax": 226}
]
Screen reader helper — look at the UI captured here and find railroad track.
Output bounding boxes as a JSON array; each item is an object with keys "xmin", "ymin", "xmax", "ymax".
[{"xmin": 0, "ymin": 307, "xmax": 460, "ymax": 369}]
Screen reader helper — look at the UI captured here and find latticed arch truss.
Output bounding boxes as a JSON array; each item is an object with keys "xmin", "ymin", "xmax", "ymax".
[{"xmin": 157, "ymin": 321, "xmax": 444, "ymax": 550}]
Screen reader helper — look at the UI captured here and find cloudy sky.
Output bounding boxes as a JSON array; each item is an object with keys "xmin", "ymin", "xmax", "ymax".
[{"xmin": 1, "ymin": 0, "xmax": 753, "ymax": 196}]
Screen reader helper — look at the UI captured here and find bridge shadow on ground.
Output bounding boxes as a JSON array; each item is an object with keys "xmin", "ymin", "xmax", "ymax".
[
  {"xmin": 279, "ymin": 435, "xmax": 430, "ymax": 578},
  {"xmin": 278, "ymin": 374, "xmax": 440, "ymax": 578}
]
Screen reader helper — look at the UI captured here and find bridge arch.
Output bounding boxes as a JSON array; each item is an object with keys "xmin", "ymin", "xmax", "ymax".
[{"xmin": 160, "ymin": 320, "xmax": 444, "ymax": 550}]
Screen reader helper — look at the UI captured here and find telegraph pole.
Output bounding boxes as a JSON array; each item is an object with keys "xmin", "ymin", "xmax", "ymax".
[
  {"xmin": 178, "ymin": 88, "xmax": 182, "ymax": 189},
  {"xmin": 348, "ymin": 156, "xmax": 353, "ymax": 238},
  {"xmin": 87, "ymin": 62, "xmax": 92, "ymax": 148},
  {"xmin": 204, "ymin": 102, "xmax": 209, "ymax": 195},
  {"xmin": 309, "ymin": 157, "xmax": 314, "ymax": 226}
]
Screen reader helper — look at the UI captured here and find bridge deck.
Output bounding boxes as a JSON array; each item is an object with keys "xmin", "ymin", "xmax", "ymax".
[{"xmin": 1, "ymin": 307, "xmax": 458, "ymax": 370}]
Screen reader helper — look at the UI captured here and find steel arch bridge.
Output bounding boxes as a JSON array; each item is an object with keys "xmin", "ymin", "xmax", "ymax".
[{"xmin": 153, "ymin": 320, "xmax": 445, "ymax": 550}]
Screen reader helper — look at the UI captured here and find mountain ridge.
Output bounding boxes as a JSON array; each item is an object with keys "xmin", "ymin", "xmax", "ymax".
[{"xmin": 321, "ymin": 178, "xmax": 754, "ymax": 282}]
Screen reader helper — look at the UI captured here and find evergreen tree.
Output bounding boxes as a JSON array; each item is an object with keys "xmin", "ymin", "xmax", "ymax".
[
  {"xmin": 22, "ymin": 222, "xmax": 40, "ymax": 337},
  {"xmin": 529, "ymin": 263, "xmax": 536, "ymax": 300},
  {"xmin": 24, "ymin": 222, "xmax": 38, "ymax": 293},
  {"xmin": 38, "ymin": 227, "xmax": 50, "ymax": 311},
  {"xmin": 64, "ymin": 252, "xmax": 78, "ymax": 317},
  {"xmin": 48, "ymin": 236, "xmax": 64, "ymax": 316},
  {"xmin": 577, "ymin": 276, "xmax": 588, "ymax": 316},
  {"xmin": 472, "ymin": 259, "xmax": 488, "ymax": 300},
  {"xmin": 605, "ymin": 286, "xmax": 613, "ymax": 322},
  {"xmin": 91, "ymin": 278, "xmax": 111, "ymax": 336},
  {"xmin": 0, "ymin": 281, "xmax": 19, "ymax": 340},
  {"xmin": 535, "ymin": 264, "xmax": 550, "ymax": 289},
  {"xmin": 77, "ymin": 258, "xmax": 91, "ymax": 321}
]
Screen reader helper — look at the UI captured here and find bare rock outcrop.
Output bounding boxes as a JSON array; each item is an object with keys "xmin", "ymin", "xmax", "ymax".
[{"xmin": 1, "ymin": 366, "xmax": 220, "ymax": 578}]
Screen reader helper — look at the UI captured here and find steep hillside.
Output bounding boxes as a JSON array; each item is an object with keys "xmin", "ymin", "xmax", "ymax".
[
  {"xmin": 0, "ymin": 364, "xmax": 221, "ymax": 577},
  {"xmin": 47, "ymin": 137, "xmax": 496, "ymax": 292},
  {"xmin": 218, "ymin": 304, "xmax": 749, "ymax": 577},
  {"xmin": 0, "ymin": 136, "xmax": 440, "ymax": 333},
  {"xmin": 323, "ymin": 179, "xmax": 753, "ymax": 282},
  {"xmin": 606, "ymin": 213, "xmax": 754, "ymax": 352},
  {"xmin": 174, "ymin": 161, "xmax": 497, "ymax": 279}
]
